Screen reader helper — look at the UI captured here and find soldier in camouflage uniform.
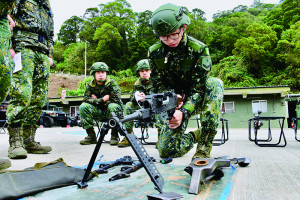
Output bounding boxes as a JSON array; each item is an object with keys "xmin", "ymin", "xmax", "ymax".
[
  {"xmin": 0, "ymin": 1, "xmax": 16, "ymax": 170},
  {"xmin": 80, "ymin": 62, "xmax": 123, "ymax": 145},
  {"xmin": 148, "ymin": 3, "xmax": 224, "ymax": 159},
  {"xmin": 6, "ymin": 0, "xmax": 54, "ymax": 159},
  {"xmin": 118, "ymin": 59, "xmax": 156, "ymax": 147}
]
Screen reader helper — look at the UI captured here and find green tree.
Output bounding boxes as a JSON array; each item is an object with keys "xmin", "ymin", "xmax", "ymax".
[
  {"xmin": 281, "ymin": 0, "xmax": 300, "ymax": 29},
  {"xmin": 58, "ymin": 16, "xmax": 84, "ymax": 45},
  {"xmin": 93, "ymin": 23, "xmax": 123, "ymax": 70},
  {"xmin": 233, "ymin": 22, "xmax": 278, "ymax": 78},
  {"xmin": 58, "ymin": 42, "xmax": 86, "ymax": 74}
]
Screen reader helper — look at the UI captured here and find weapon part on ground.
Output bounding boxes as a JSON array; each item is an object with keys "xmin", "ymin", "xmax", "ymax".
[{"xmin": 184, "ymin": 157, "xmax": 251, "ymax": 194}]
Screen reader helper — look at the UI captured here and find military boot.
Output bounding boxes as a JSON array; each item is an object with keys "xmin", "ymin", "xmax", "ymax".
[
  {"xmin": 23, "ymin": 125, "xmax": 52, "ymax": 154},
  {"xmin": 8, "ymin": 126, "xmax": 28, "ymax": 159},
  {"xmin": 118, "ymin": 137, "xmax": 130, "ymax": 147},
  {"xmin": 80, "ymin": 128, "xmax": 97, "ymax": 145},
  {"xmin": 110, "ymin": 129, "xmax": 119, "ymax": 145},
  {"xmin": 0, "ymin": 158, "xmax": 11, "ymax": 170},
  {"xmin": 118, "ymin": 128, "xmax": 132, "ymax": 148}
]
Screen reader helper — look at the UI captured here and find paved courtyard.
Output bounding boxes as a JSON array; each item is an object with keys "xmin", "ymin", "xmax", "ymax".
[{"xmin": 0, "ymin": 126, "xmax": 299, "ymax": 199}]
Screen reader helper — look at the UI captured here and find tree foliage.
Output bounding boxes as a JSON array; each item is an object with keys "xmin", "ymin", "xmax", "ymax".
[{"xmin": 53, "ymin": 0, "xmax": 300, "ymax": 92}]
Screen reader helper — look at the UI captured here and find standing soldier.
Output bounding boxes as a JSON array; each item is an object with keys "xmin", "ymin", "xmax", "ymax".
[
  {"xmin": 148, "ymin": 3, "xmax": 224, "ymax": 159},
  {"xmin": 6, "ymin": 0, "xmax": 54, "ymax": 159},
  {"xmin": 79, "ymin": 62, "xmax": 123, "ymax": 145},
  {"xmin": 118, "ymin": 59, "xmax": 156, "ymax": 148}
]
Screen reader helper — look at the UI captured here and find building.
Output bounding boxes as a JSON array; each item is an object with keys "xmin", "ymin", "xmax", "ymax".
[{"xmin": 46, "ymin": 86, "xmax": 298, "ymax": 128}]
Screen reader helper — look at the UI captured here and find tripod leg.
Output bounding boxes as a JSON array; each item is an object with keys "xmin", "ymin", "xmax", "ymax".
[
  {"xmin": 77, "ymin": 122, "xmax": 110, "ymax": 188},
  {"xmin": 116, "ymin": 119, "xmax": 164, "ymax": 193}
]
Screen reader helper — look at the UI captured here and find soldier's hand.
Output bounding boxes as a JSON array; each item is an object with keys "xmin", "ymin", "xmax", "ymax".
[
  {"xmin": 177, "ymin": 94, "xmax": 184, "ymax": 109},
  {"xmin": 10, "ymin": 49, "xmax": 16, "ymax": 59},
  {"xmin": 48, "ymin": 57, "xmax": 53, "ymax": 66},
  {"xmin": 138, "ymin": 92, "xmax": 145, "ymax": 102},
  {"xmin": 168, "ymin": 110, "xmax": 183, "ymax": 129},
  {"xmin": 91, "ymin": 94, "xmax": 97, "ymax": 99},
  {"xmin": 103, "ymin": 95, "xmax": 110, "ymax": 102},
  {"xmin": 7, "ymin": 15, "xmax": 15, "ymax": 29}
]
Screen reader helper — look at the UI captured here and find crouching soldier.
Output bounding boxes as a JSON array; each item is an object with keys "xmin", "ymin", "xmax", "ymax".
[
  {"xmin": 118, "ymin": 59, "xmax": 159, "ymax": 148},
  {"xmin": 79, "ymin": 62, "xmax": 123, "ymax": 145}
]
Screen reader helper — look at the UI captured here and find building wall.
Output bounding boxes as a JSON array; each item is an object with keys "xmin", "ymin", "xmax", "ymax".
[
  {"xmin": 48, "ymin": 92, "xmax": 289, "ymax": 129},
  {"xmin": 222, "ymin": 93, "xmax": 287, "ymax": 128}
]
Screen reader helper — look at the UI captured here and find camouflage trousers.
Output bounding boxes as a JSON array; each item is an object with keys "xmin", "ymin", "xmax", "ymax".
[
  {"xmin": 6, "ymin": 48, "xmax": 50, "ymax": 128},
  {"xmin": 0, "ymin": 36, "xmax": 14, "ymax": 103},
  {"xmin": 157, "ymin": 77, "xmax": 224, "ymax": 158},
  {"xmin": 80, "ymin": 102, "xmax": 122, "ymax": 130}
]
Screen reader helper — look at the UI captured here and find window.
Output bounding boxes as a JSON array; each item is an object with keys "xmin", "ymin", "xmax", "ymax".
[
  {"xmin": 70, "ymin": 106, "xmax": 80, "ymax": 117},
  {"xmin": 252, "ymin": 100, "xmax": 267, "ymax": 113},
  {"xmin": 222, "ymin": 102, "xmax": 235, "ymax": 113},
  {"xmin": 51, "ymin": 107, "xmax": 63, "ymax": 112}
]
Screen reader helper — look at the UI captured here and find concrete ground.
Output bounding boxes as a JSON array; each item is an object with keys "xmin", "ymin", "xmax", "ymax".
[{"xmin": 0, "ymin": 126, "xmax": 300, "ymax": 200}]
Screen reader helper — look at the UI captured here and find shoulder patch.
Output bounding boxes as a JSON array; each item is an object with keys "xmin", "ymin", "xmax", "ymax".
[
  {"xmin": 149, "ymin": 42, "xmax": 162, "ymax": 54},
  {"xmin": 187, "ymin": 37, "xmax": 206, "ymax": 52}
]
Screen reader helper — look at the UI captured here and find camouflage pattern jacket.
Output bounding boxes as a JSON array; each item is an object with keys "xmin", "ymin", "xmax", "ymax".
[
  {"xmin": 0, "ymin": 0, "xmax": 15, "ymax": 38},
  {"xmin": 10, "ymin": 0, "xmax": 54, "ymax": 57},
  {"xmin": 129, "ymin": 78, "xmax": 154, "ymax": 106},
  {"xmin": 148, "ymin": 33, "xmax": 212, "ymax": 117},
  {"xmin": 83, "ymin": 76, "xmax": 123, "ymax": 110}
]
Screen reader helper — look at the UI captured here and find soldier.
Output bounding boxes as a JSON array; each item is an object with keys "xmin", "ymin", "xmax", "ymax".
[
  {"xmin": 0, "ymin": 1, "xmax": 16, "ymax": 169},
  {"xmin": 148, "ymin": 3, "xmax": 224, "ymax": 159},
  {"xmin": 6, "ymin": 0, "xmax": 54, "ymax": 159},
  {"xmin": 118, "ymin": 59, "xmax": 156, "ymax": 148},
  {"xmin": 79, "ymin": 62, "xmax": 123, "ymax": 145}
]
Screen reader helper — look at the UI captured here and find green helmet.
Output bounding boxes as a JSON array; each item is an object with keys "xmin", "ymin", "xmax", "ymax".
[
  {"xmin": 136, "ymin": 59, "xmax": 150, "ymax": 72},
  {"xmin": 90, "ymin": 62, "xmax": 109, "ymax": 75},
  {"xmin": 150, "ymin": 3, "xmax": 190, "ymax": 36}
]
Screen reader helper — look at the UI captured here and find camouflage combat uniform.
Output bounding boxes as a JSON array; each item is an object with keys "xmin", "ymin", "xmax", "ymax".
[
  {"xmin": 0, "ymin": 1, "xmax": 15, "ymax": 103},
  {"xmin": 148, "ymin": 33, "xmax": 224, "ymax": 158},
  {"xmin": 123, "ymin": 78, "xmax": 155, "ymax": 133},
  {"xmin": 80, "ymin": 76, "xmax": 123, "ymax": 144},
  {"xmin": 6, "ymin": 0, "xmax": 54, "ymax": 159}
]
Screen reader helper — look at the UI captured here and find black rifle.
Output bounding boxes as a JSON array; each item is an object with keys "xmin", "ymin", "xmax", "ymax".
[
  {"xmin": 109, "ymin": 161, "xmax": 143, "ymax": 181},
  {"xmin": 94, "ymin": 156, "xmax": 133, "ymax": 174},
  {"xmin": 78, "ymin": 91, "xmax": 183, "ymax": 199}
]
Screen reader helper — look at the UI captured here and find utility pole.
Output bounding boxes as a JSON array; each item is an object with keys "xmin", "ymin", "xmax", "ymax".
[{"xmin": 85, "ymin": 42, "xmax": 87, "ymax": 78}]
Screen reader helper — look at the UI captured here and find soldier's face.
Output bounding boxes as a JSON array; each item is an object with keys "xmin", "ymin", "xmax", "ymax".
[
  {"xmin": 95, "ymin": 71, "xmax": 107, "ymax": 82},
  {"xmin": 160, "ymin": 27, "xmax": 184, "ymax": 48},
  {"xmin": 139, "ymin": 69, "xmax": 151, "ymax": 79}
]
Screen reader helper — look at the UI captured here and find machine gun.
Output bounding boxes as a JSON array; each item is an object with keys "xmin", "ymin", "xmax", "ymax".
[
  {"xmin": 78, "ymin": 91, "xmax": 183, "ymax": 200},
  {"xmin": 184, "ymin": 157, "xmax": 251, "ymax": 194}
]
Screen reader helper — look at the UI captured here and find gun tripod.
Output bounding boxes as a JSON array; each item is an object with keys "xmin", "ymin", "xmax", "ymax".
[{"xmin": 77, "ymin": 112, "xmax": 182, "ymax": 200}]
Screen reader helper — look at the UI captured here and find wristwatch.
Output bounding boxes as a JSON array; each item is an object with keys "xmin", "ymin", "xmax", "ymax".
[{"xmin": 179, "ymin": 108, "xmax": 190, "ymax": 121}]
